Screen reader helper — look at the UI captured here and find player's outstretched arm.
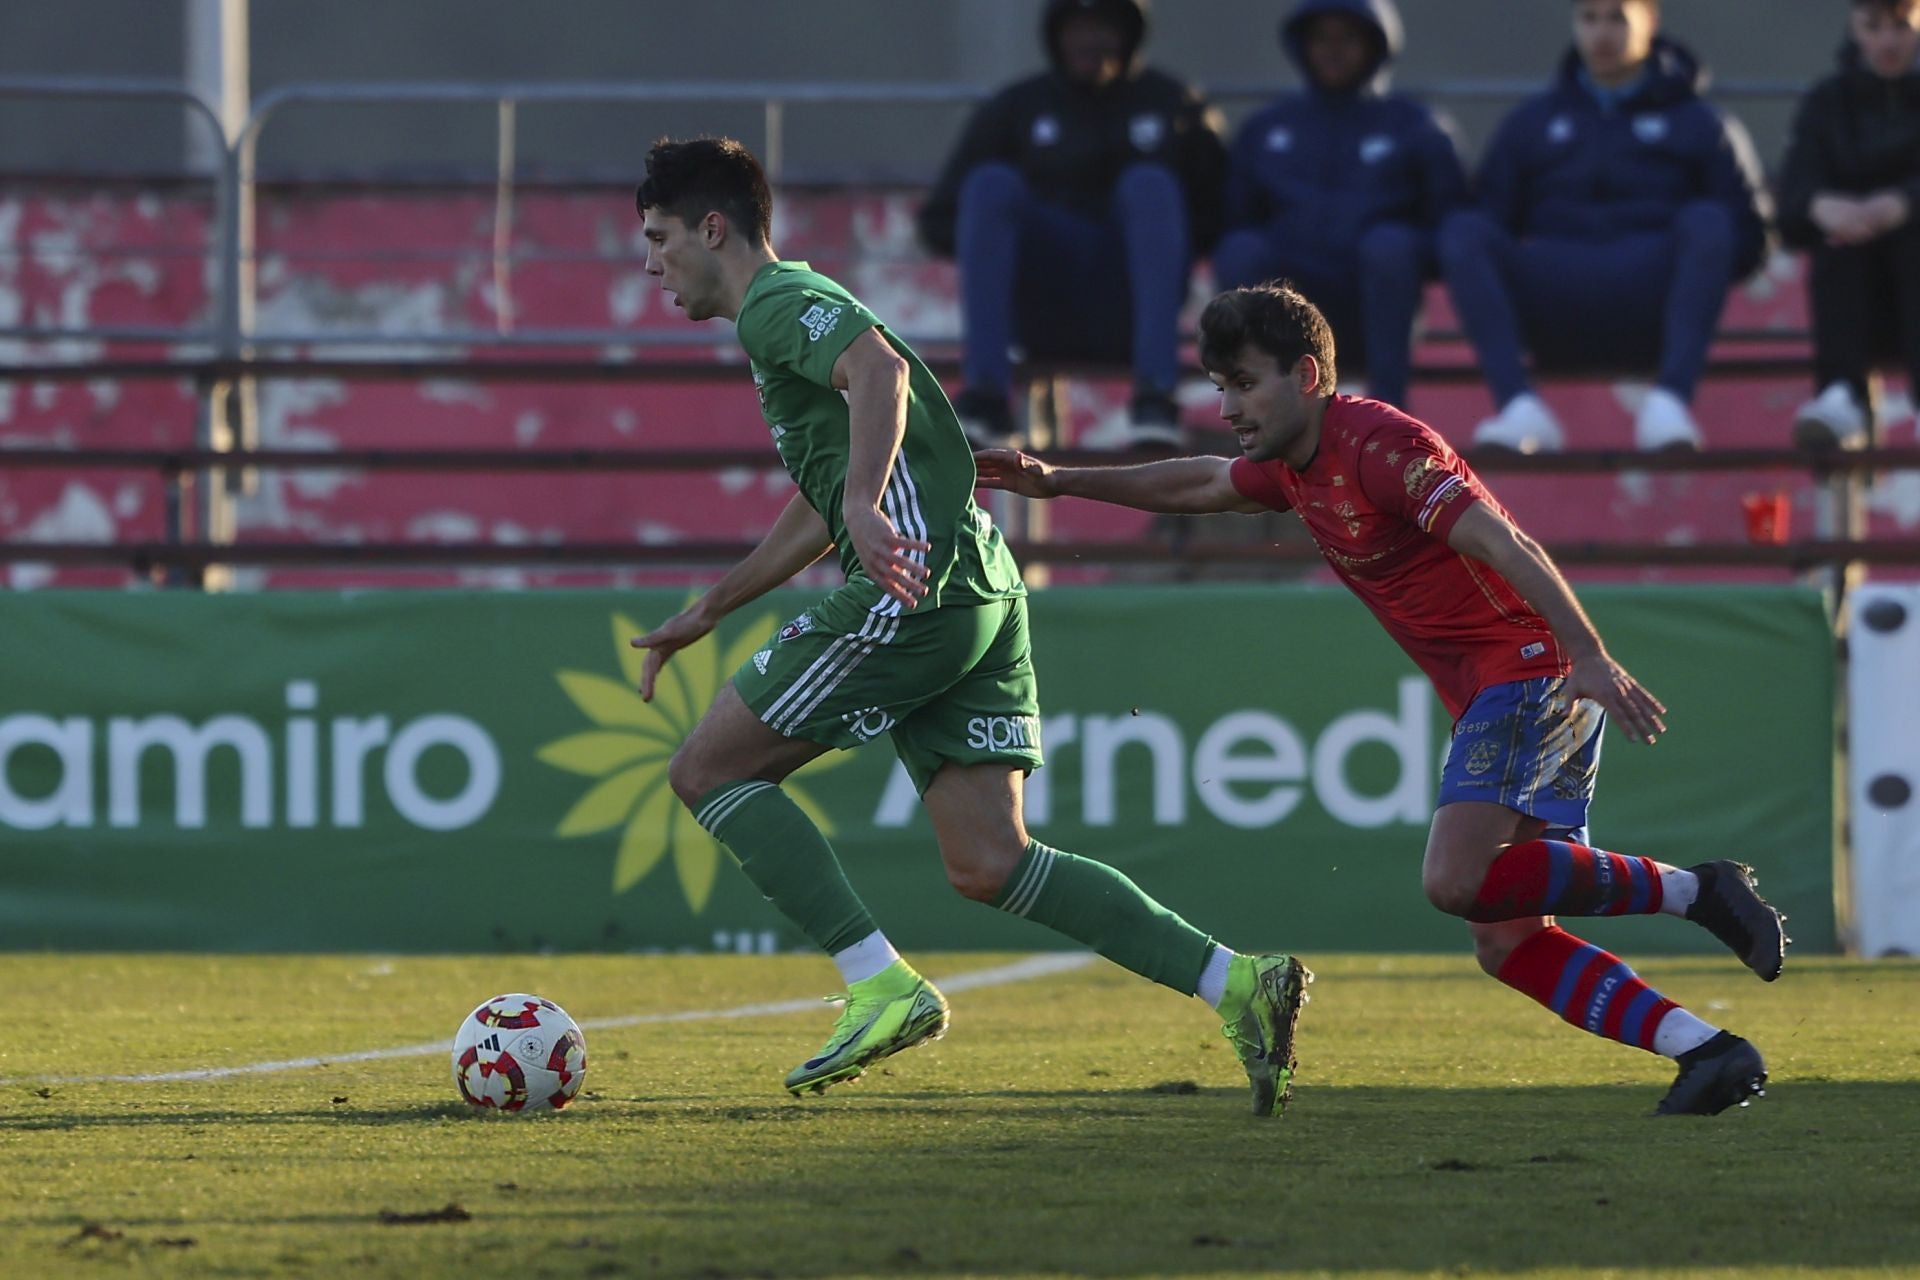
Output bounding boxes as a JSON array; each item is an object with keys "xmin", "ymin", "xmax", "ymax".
[
  {"xmin": 973, "ymin": 448, "xmax": 1266, "ymax": 515},
  {"xmin": 1446, "ymin": 504, "xmax": 1669, "ymax": 744},
  {"xmin": 628, "ymin": 492, "xmax": 833, "ymax": 701}
]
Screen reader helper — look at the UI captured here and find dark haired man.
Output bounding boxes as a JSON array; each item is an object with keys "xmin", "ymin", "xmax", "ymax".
[
  {"xmin": 1214, "ymin": 0, "xmax": 1466, "ymax": 410},
  {"xmin": 1779, "ymin": 0, "xmax": 1920, "ymax": 447},
  {"xmin": 917, "ymin": 0, "xmax": 1227, "ymax": 448},
  {"xmin": 976, "ymin": 281, "xmax": 1789, "ymax": 1115},
  {"xmin": 633, "ymin": 138, "xmax": 1309, "ymax": 1112},
  {"xmin": 1439, "ymin": 0, "xmax": 1770, "ymax": 452}
]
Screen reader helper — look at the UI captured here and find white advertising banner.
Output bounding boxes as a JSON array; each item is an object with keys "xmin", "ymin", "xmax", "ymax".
[{"xmin": 1849, "ymin": 585, "xmax": 1920, "ymax": 956}]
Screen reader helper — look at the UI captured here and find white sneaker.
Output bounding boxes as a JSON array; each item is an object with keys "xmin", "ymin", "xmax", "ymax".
[
  {"xmin": 1634, "ymin": 388, "xmax": 1705, "ymax": 452},
  {"xmin": 1472, "ymin": 392, "xmax": 1565, "ymax": 453},
  {"xmin": 1791, "ymin": 381, "xmax": 1868, "ymax": 449}
]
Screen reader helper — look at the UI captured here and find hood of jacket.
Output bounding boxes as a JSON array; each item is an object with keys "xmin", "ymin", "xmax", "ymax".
[
  {"xmin": 1281, "ymin": 0, "xmax": 1402, "ymax": 95},
  {"xmin": 1044, "ymin": 0, "xmax": 1149, "ymax": 77}
]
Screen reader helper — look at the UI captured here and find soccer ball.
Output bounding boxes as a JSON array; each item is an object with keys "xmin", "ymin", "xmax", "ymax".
[{"xmin": 450, "ymin": 993, "xmax": 587, "ymax": 1113}]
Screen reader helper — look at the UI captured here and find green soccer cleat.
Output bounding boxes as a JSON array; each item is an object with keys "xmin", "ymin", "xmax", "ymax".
[
  {"xmin": 1218, "ymin": 952, "xmax": 1313, "ymax": 1117},
  {"xmin": 784, "ymin": 960, "xmax": 950, "ymax": 1096}
]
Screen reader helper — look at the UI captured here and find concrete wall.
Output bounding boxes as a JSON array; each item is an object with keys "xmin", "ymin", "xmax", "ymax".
[{"xmin": 0, "ymin": 0, "xmax": 1848, "ymax": 180}]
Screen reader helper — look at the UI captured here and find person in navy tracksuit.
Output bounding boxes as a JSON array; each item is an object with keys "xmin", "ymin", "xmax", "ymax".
[
  {"xmin": 1439, "ymin": 0, "xmax": 1771, "ymax": 452},
  {"xmin": 1213, "ymin": 0, "xmax": 1466, "ymax": 410},
  {"xmin": 917, "ymin": 0, "xmax": 1227, "ymax": 448}
]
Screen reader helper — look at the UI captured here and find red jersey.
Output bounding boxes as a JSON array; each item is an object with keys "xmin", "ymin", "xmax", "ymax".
[{"xmin": 1228, "ymin": 395, "xmax": 1567, "ymax": 719}]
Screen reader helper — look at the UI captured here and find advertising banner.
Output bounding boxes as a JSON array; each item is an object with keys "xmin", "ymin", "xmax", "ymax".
[{"xmin": 0, "ymin": 587, "xmax": 1835, "ymax": 953}]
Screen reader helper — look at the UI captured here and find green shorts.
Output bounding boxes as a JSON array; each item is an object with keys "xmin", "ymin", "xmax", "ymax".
[{"xmin": 732, "ymin": 584, "xmax": 1043, "ymax": 794}]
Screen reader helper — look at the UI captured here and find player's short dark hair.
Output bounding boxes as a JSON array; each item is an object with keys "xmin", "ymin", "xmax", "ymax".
[
  {"xmin": 1852, "ymin": 0, "xmax": 1915, "ymax": 12},
  {"xmin": 635, "ymin": 137, "xmax": 772, "ymax": 247},
  {"xmin": 1198, "ymin": 283, "xmax": 1338, "ymax": 390}
]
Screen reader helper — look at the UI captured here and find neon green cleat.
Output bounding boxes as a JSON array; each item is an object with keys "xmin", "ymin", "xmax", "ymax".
[
  {"xmin": 1218, "ymin": 952, "xmax": 1313, "ymax": 1116},
  {"xmin": 784, "ymin": 960, "xmax": 950, "ymax": 1096}
]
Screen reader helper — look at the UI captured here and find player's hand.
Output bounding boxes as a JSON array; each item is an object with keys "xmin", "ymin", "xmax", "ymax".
[
  {"xmin": 973, "ymin": 447, "xmax": 1058, "ymax": 499},
  {"xmin": 629, "ymin": 607, "xmax": 717, "ymax": 702},
  {"xmin": 842, "ymin": 504, "xmax": 932, "ymax": 609},
  {"xmin": 1566, "ymin": 652, "xmax": 1667, "ymax": 745}
]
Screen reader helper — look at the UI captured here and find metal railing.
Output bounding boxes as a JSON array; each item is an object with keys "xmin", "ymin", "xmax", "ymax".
[
  {"xmin": 1, "ymin": 438, "xmax": 1912, "ymax": 583},
  {"xmin": 1, "ymin": 73, "xmax": 1886, "ymax": 593},
  {"xmin": 0, "ymin": 77, "xmax": 232, "ymax": 350},
  {"xmin": 0, "ymin": 72, "xmax": 1818, "ymax": 357}
]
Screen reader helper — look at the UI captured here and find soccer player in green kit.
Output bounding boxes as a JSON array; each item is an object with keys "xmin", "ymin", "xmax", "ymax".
[{"xmin": 631, "ymin": 136, "xmax": 1310, "ymax": 1113}]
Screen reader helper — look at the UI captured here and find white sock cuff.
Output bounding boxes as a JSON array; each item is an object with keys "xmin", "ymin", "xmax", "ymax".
[
  {"xmin": 1659, "ymin": 867, "xmax": 1700, "ymax": 917},
  {"xmin": 1197, "ymin": 944, "xmax": 1236, "ymax": 1009},
  {"xmin": 1651, "ymin": 1006, "xmax": 1719, "ymax": 1058},
  {"xmin": 831, "ymin": 930, "xmax": 901, "ymax": 986}
]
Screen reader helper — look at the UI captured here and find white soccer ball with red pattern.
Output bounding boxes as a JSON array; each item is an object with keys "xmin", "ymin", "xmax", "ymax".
[{"xmin": 450, "ymin": 993, "xmax": 587, "ymax": 1113}]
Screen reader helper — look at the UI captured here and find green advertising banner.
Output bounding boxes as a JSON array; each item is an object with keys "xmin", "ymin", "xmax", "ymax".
[{"xmin": 0, "ymin": 587, "xmax": 1835, "ymax": 954}]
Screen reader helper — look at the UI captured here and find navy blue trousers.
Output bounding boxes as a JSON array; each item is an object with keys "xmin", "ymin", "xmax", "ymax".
[
  {"xmin": 954, "ymin": 161, "xmax": 1189, "ymax": 397},
  {"xmin": 1438, "ymin": 201, "xmax": 1738, "ymax": 406},
  {"xmin": 1210, "ymin": 221, "xmax": 1427, "ymax": 408}
]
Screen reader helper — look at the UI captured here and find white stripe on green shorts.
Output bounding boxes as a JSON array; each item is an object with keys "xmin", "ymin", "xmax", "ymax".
[
  {"xmin": 761, "ymin": 611, "xmax": 889, "ymax": 731},
  {"xmin": 775, "ymin": 614, "xmax": 897, "ymax": 734}
]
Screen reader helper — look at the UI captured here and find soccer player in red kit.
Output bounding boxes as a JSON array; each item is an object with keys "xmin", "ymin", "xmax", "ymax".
[{"xmin": 975, "ymin": 281, "xmax": 1788, "ymax": 1116}]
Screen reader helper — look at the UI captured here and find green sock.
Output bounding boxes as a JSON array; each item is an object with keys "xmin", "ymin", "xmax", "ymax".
[
  {"xmin": 993, "ymin": 839, "xmax": 1214, "ymax": 995},
  {"xmin": 691, "ymin": 780, "xmax": 877, "ymax": 955}
]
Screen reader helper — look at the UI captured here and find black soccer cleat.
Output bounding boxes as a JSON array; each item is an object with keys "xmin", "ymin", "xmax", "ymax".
[
  {"xmin": 1655, "ymin": 1032, "xmax": 1768, "ymax": 1116},
  {"xmin": 1684, "ymin": 860, "xmax": 1788, "ymax": 981}
]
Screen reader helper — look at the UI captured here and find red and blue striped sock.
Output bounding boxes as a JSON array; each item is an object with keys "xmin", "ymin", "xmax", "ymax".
[
  {"xmin": 1495, "ymin": 925, "xmax": 1681, "ymax": 1053},
  {"xmin": 1469, "ymin": 838, "xmax": 1667, "ymax": 922}
]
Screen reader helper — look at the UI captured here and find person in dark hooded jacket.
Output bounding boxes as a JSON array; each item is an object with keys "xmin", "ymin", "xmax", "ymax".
[
  {"xmin": 1213, "ymin": 0, "xmax": 1466, "ymax": 410},
  {"xmin": 916, "ymin": 0, "xmax": 1227, "ymax": 447},
  {"xmin": 1778, "ymin": 0, "xmax": 1920, "ymax": 448},
  {"xmin": 1439, "ymin": 0, "xmax": 1771, "ymax": 453}
]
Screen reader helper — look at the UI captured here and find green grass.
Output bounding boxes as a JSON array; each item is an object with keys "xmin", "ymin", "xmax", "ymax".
[{"xmin": 1, "ymin": 951, "xmax": 1916, "ymax": 1280}]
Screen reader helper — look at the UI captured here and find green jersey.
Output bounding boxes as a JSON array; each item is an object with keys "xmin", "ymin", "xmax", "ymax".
[{"xmin": 733, "ymin": 261, "xmax": 1023, "ymax": 609}]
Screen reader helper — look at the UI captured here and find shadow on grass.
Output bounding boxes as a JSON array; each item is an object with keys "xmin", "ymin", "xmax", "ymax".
[
  {"xmin": 646, "ymin": 1080, "xmax": 1920, "ymax": 1276},
  {"xmin": 5, "ymin": 1081, "xmax": 1916, "ymax": 1275},
  {"xmin": 0, "ymin": 1100, "xmax": 485, "ymax": 1130}
]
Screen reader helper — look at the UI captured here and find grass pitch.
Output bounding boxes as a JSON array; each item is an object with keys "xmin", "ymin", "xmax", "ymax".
[{"xmin": 1, "ymin": 951, "xmax": 1915, "ymax": 1280}]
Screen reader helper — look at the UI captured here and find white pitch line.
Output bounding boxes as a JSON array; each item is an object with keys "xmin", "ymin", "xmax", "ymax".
[{"xmin": 0, "ymin": 952, "xmax": 1095, "ymax": 1087}]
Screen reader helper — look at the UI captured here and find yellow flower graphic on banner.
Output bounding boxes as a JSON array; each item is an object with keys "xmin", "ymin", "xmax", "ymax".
[{"xmin": 537, "ymin": 607, "xmax": 844, "ymax": 913}]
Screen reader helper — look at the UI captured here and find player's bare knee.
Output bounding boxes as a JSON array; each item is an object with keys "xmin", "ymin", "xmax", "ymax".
[
  {"xmin": 939, "ymin": 839, "xmax": 1024, "ymax": 903},
  {"xmin": 1471, "ymin": 931, "xmax": 1514, "ymax": 975},
  {"xmin": 944, "ymin": 861, "xmax": 1005, "ymax": 903},
  {"xmin": 1422, "ymin": 866, "xmax": 1479, "ymax": 918},
  {"xmin": 666, "ymin": 746, "xmax": 710, "ymax": 809}
]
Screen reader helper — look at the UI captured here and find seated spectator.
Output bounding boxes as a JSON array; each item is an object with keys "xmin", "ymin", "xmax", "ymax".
[
  {"xmin": 917, "ymin": 0, "xmax": 1226, "ymax": 448},
  {"xmin": 1778, "ymin": 0, "xmax": 1920, "ymax": 449},
  {"xmin": 1439, "ymin": 0, "xmax": 1770, "ymax": 452},
  {"xmin": 1214, "ymin": 0, "xmax": 1466, "ymax": 410}
]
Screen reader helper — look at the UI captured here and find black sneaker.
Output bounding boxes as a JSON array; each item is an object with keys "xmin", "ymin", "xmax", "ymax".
[
  {"xmin": 1655, "ymin": 1031, "xmax": 1767, "ymax": 1116},
  {"xmin": 1125, "ymin": 388, "xmax": 1184, "ymax": 450},
  {"xmin": 952, "ymin": 388, "xmax": 1016, "ymax": 448},
  {"xmin": 1685, "ymin": 860, "xmax": 1789, "ymax": 981}
]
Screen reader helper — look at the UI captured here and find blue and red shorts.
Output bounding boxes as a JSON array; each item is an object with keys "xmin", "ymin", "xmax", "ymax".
[{"xmin": 1437, "ymin": 676, "xmax": 1604, "ymax": 842}]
